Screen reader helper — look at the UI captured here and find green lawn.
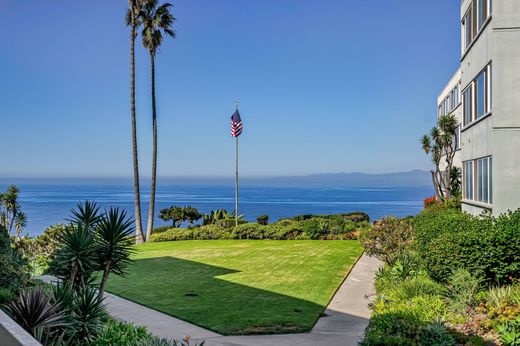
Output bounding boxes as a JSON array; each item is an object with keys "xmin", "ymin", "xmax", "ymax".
[{"xmin": 106, "ymin": 240, "xmax": 363, "ymax": 335}]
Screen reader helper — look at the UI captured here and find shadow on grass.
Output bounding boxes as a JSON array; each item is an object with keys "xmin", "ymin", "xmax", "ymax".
[{"xmin": 107, "ymin": 256, "xmax": 363, "ymax": 336}]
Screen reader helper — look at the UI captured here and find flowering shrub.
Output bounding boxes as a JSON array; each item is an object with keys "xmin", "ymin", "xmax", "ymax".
[{"xmin": 424, "ymin": 195, "xmax": 438, "ymax": 209}]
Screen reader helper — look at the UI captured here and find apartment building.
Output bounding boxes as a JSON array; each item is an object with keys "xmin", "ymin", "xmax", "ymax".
[{"xmin": 437, "ymin": 0, "xmax": 520, "ymax": 215}]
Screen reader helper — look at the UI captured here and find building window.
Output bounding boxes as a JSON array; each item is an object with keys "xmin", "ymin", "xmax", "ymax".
[
  {"xmin": 476, "ymin": 156, "xmax": 492, "ymax": 204},
  {"xmin": 454, "ymin": 125, "xmax": 461, "ymax": 150},
  {"xmin": 463, "ymin": 156, "xmax": 492, "ymax": 205},
  {"xmin": 464, "ymin": 161, "xmax": 474, "ymax": 201},
  {"xmin": 463, "ymin": 62, "xmax": 492, "ymax": 126},
  {"xmin": 478, "ymin": 0, "xmax": 488, "ymax": 29},
  {"xmin": 438, "ymin": 83, "xmax": 462, "ymax": 118},
  {"xmin": 476, "ymin": 70, "xmax": 486, "ymax": 118},
  {"xmin": 463, "ymin": 0, "xmax": 492, "ymax": 51},
  {"xmin": 463, "ymin": 86, "xmax": 473, "ymax": 126}
]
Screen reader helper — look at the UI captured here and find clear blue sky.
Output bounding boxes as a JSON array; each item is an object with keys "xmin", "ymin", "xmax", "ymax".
[{"xmin": 0, "ymin": 0, "xmax": 461, "ymax": 178}]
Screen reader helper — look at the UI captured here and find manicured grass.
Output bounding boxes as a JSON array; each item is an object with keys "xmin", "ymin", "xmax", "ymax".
[{"xmin": 106, "ymin": 240, "xmax": 363, "ymax": 335}]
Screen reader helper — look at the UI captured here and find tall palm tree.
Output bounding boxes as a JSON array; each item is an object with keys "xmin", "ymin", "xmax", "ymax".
[
  {"xmin": 139, "ymin": 0, "xmax": 175, "ymax": 242},
  {"xmin": 126, "ymin": 0, "xmax": 145, "ymax": 244}
]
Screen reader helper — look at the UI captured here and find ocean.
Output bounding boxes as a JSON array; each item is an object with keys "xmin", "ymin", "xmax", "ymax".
[{"xmin": 0, "ymin": 181, "xmax": 433, "ymax": 237}]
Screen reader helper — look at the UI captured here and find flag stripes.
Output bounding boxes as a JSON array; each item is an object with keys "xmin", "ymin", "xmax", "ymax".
[{"xmin": 231, "ymin": 110, "xmax": 243, "ymax": 137}]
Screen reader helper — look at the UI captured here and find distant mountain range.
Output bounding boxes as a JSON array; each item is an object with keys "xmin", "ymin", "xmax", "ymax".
[
  {"xmin": 0, "ymin": 170, "xmax": 432, "ymax": 187},
  {"xmin": 244, "ymin": 169, "xmax": 432, "ymax": 187}
]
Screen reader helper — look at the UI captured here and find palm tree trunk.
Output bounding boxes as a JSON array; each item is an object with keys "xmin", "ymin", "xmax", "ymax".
[
  {"xmin": 131, "ymin": 23, "xmax": 145, "ymax": 244},
  {"xmin": 98, "ymin": 262, "xmax": 111, "ymax": 300},
  {"xmin": 146, "ymin": 52, "xmax": 158, "ymax": 242}
]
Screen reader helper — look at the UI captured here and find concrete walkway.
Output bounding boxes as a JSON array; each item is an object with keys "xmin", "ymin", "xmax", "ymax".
[{"xmin": 37, "ymin": 254, "xmax": 381, "ymax": 346}]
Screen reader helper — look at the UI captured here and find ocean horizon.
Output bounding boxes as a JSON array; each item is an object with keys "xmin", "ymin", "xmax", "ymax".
[{"xmin": 0, "ymin": 179, "xmax": 433, "ymax": 236}]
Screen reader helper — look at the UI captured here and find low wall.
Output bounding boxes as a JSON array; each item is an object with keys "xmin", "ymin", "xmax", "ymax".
[{"xmin": 0, "ymin": 309, "xmax": 41, "ymax": 346}]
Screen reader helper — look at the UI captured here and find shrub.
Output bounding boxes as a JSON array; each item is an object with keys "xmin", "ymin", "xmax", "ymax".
[
  {"xmin": 302, "ymin": 218, "xmax": 329, "ymax": 239},
  {"xmin": 341, "ymin": 211, "xmax": 370, "ymax": 223},
  {"xmin": 414, "ymin": 207, "xmax": 520, "ymax": 284},
  {"xmin": 215, "ymin": 218, "xmax": 247, "ymax": 229},
  {"xmin": 0, "ymin": 225, "xmax": 30, "ymax": 292},
  {"xmin": 360, "ymin": 217, "xmax": 414, "ymax": 262},
  {"xmin": 92, "ymin": 320, "xmax": 151, "ymax": 345},
  {"xmin": 445, "ymin": 269, "xmax": 483, "ymax": 314},
  {"xmin": 420, "ymin": 322, "xmax": 456, "ymax": 346},
  {"xmin": 496, "ymin": 316, "xmax": 520, "ymax": 346},
  {"xmin": 231, "ymin": 223, "xmax": 269, "ymax": 239},
  {"xmin": 150, "ymin": 225, "xmax": 230, "ymax": 242},
  {"xmin": 0, "ymin": 287, "xmax": 14, "ymax": 305},
  {"xmin": 385, "ymin": 276, "xmax": 445, "ymax": 302},
  {"xmin": 424, "ymin": 195, "xmax": 438, "ymax": 209},
  {"xmin": 256, "ymin": 215, "xmax": 269, "ymax": 225},
  {"xmin": 153, "ymin": 226, "xmax": 172, "ymax": 234}
]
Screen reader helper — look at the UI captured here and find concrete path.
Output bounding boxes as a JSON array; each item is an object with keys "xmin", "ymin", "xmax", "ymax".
[{"xmin": 36, "ymin": 254, "xmax": 381, "ymax": 346}]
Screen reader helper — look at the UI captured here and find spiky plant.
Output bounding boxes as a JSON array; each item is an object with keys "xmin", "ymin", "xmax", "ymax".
[
  {"xmin": 95, "ymin": 207, "xmax": 135, "ymax": 299},
  {"xmin": 5, "ymin": 287, "xmax": 68, "ymax": 339},
  {"xmin": 69, "ymin": 201, "xmax": 102, "ymax": 230},
  {"xmin": 70, "ymin": 285, "xmax": 106, "ymax": 343},
  {"xmin": 14, "ymin": 211, "xmax": 27, "ymax": 239},
  {"xmin": 51, "ymin": 223, "xmax": 97, "ymax": 286}
]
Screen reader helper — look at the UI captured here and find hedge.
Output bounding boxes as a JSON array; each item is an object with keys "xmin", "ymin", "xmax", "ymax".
[
  {"xmin": 413, "ymin": 207, "xmax": 520, "ymax": 284},
  {"xmin": 150, "ymin": 217, "xmax": 365, "ymax": 242}
]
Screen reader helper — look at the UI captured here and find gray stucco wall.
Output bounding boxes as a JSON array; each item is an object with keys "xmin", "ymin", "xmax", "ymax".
[{"xmin": 0, "ymin": 309, "xmax": 42, "ymax": 346}]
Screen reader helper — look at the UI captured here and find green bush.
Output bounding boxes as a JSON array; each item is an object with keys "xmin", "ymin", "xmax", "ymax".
[
  {"xmin": 150, "ymin": 217, "xmax": 364, "ymax": 242},
  {"xmin": 414, "ymin": 208, "xmax": 520, "ymax": 284},
  {"xmin": 214, "ymin": 218, "xmax": 247, "ymax": 229},
  {"xmin": 91, "ymin": 320, "xmax": 151, "ymax": 345},
  {"xmin": 150, "ymin": 225, "xmax": 230, "ymax": 242},
  {"xmin": 0, "ymin": 225, "xmax": 30, "ymax": 292},
  {"xmin": 341, "ymin": 211, "xmax": 370, "ymax": 223},
  {"xmin": 256, "ymin": 215, "xmax": 269, "ymax": 225},
  {"xmin": 445, "ymin": 269, "xmax": 483, "ymax": 314},
  {"xmin": 0, "ymin": 287, "xmax": 14, "ymax": 305},
  {"xmin": 360, "ymin": 217, "xmax": 414, "ymax": 262},
  {"xmin": 153, "ymin": 226, "xmax": 172, "ymax": 234}
]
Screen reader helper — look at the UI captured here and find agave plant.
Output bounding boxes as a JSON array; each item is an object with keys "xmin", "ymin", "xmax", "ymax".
[
  {"xmin": 5, "ymin": 287, "xmax": 68, "ymax": 339},
  {"xmin": 96, "ymin": 207, "xmax": 135, "ymax": 299}
]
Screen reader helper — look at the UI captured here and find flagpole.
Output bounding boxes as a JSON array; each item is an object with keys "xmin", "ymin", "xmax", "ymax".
[{"xmin": 235, "ymin": 100, "xmax": 239, "ymax": 227}]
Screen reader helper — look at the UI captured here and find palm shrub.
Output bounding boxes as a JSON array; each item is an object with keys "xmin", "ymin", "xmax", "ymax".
[{"xmin": 96, "ymin": 207, "xmax": 134, "ymax": 299}]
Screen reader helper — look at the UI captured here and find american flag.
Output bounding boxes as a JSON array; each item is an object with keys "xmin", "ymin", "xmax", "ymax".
[{"xmin": 230, "ymin": 110, "xmax": 243, "ymax": 137}]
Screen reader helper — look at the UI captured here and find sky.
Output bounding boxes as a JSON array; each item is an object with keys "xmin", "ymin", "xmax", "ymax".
[{"xmin": 0, "ymin": 0, "xmax": 461, "ymax": 178}]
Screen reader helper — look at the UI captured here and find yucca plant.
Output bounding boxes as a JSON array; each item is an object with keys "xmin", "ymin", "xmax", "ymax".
[
  {"xmin": 96, "ymin": 207, "xmax": 135, "ymax": 299},
  {"xmin": 51, "ymin": 223, "xmax": 97, "ymax": 286},
  {"xmin": 70, "ymin": 285, "xmax": 106, "ymax": 343},
  {"xmin": 69, "ymin": 201, "xmax": 102, "ymax": 230},
  {"xmin": 5, "ymin": 287, "xmax": 68, "ymax": 340}
]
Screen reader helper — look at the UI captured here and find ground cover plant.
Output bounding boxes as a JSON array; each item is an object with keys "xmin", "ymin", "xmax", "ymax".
[
  {"xmin": 361, "ymin": 203, "xmax": 520, "ymax": 346},
  {"xmin": 105, "ymin": 239, "xmax": 364, "ymax": 335}
]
